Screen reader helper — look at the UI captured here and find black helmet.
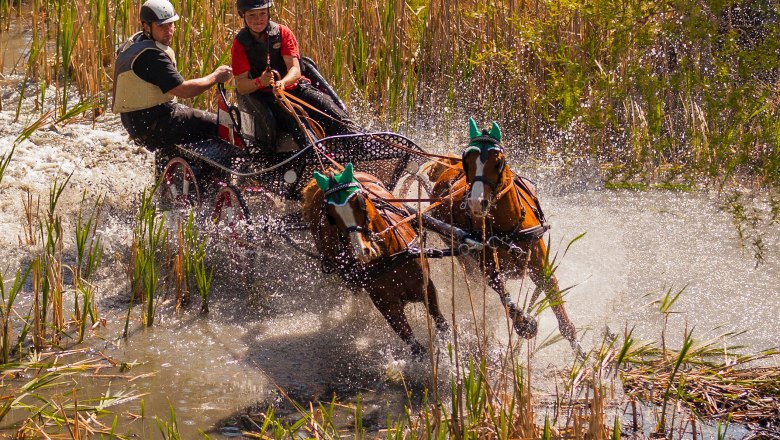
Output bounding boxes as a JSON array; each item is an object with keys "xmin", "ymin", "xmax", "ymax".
[
  {"xmin": 140, "ymin": 0, "xmax": 180, "ymax": 24},
  {"xmin": 237, "ymin": 0, "xmax": 273, "ymax": 16}
]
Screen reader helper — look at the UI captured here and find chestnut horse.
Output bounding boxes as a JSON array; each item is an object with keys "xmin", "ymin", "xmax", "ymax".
[
  {"xmin": 429, "ymin": 118, "xmax": 582, "ymax": 356},
  {"xmin": 302, "ymin": 163, "xmax": 449, "ymax": 356}
]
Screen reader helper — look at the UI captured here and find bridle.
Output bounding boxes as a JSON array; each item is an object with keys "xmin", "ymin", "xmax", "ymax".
[
  {"xmin": 462, "ymin": 144, "xmax": 508, "ymax": 199},
  {"xmin": 322, "ymin": 180, "xmax": 378, "ymax": 240}
]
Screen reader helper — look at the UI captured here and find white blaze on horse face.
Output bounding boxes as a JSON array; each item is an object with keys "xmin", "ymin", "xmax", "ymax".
[
  {"xmin": 467, "ymin": 157, "xmax": 488, "ymax": 217},
  {"xmin": 332, "ymin": 203, "xmax": 379, "ymax": 264}
]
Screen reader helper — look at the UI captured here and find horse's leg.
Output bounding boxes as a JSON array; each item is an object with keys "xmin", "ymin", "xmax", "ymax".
[
  {"xmin": 368, "ymin": 290, "xmax": 425, "ymax": 357},
  {"xmin": 528, "ymin": 240, "xmax": 584, "ymax": 358},
  {"xmin": 423, "ymin": 277, "xmax": 450, "ymax": 334},
  {"xmin": 486, "ymin": 266, "xmax": 538, "ymax": 339}
]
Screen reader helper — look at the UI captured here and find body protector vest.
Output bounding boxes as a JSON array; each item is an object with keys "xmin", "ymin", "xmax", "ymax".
[
  {"xmin": 235, "ymin": 22, "xmax": 290, "ymax": 82},
  {"xmin": 112, "ymin": 32, "xmax": 177, "ymax": 113}
]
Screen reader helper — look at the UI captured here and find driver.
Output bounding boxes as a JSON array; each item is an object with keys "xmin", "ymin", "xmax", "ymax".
[
  {"xmin": 112, "ymin": 0, "xmax": 233, "ymax": 152},
  {"xmin": 231, "ymin": 0, "xmax": 351, "ymax": 149}
]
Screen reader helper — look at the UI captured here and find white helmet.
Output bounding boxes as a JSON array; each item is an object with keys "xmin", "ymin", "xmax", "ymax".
[{"xmin": 140, "ymin": 0, "xmax": 180, "ymax": 24}]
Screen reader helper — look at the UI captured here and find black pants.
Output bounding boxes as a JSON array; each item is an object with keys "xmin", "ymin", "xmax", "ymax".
[
  {"xmin": 238, "ymin": 82, "xmax": 351, "ymax": 148},
  {"xmin": 121, "ymin": 102, "xmax": 217, "ymax": 152}
]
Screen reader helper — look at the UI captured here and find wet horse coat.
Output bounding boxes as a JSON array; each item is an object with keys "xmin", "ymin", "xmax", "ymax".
[
  {"xmin": 302, "ymin": 165, "xmax": 449, "ymax": 356},
  {"xmin": 428, "ymin": 119, "xmax": 581, "ymax": 354}
]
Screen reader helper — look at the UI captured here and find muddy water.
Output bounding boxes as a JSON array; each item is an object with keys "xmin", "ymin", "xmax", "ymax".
[
  {"xmin": 1, "ymin": 73, "xmax": 779, "ymax": 438},
  {"xmin": 85, "ymin": 185, "xmax": 779, "ymax": 439}
]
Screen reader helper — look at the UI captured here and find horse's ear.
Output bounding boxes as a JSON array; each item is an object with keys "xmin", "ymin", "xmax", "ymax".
[
  {"xmin": 468, "ymin": 117, "xmax": 480, "ymax": 140},
  {"xmin": 313, "ymin": 172, "xmax": 330, "ymax": 191},
  {"xmin": 339, "ymin": 163, "xmax": 355, "ymax": 183},
  {"xmin": 489, "ymin": 121, "xmax": 502, "ymax": 143}
]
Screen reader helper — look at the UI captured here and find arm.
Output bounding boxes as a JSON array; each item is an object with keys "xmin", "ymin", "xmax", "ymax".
[
  {"xmin": 169, "ymin": 65, "xmax": 233, "ymax": 99},
  {"xmin": 235, "ymin": 55, "xmax": 301, "ymax": 95},
  {"xmin": 235, "ymin": 71, "xmax": 257, "ymax": 95},
  {"xmin": 276, "ymin": 55, "xmax": 301, "ymax": 89}
]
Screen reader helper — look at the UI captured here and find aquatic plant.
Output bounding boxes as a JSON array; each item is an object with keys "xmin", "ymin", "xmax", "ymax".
[
  {"xmin": 0, "ymin": 267, "xmax": 31, "ymax": 364},
  {"xmin": 182, "ymin": 211, "xmax": 213, "ymax": 313},
  {"xmin": 130, "ymin": 186, "xmax": 168, "ymax": 327}
]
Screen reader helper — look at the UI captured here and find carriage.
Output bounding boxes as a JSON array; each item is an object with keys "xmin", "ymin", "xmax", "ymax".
[
  {"xmin": 154, "ymin": 57, "xmax": 429, "ymax": 238},
  {"xmin": 152, "ymin": 60, "xmax": 583, "ymax": 357}
]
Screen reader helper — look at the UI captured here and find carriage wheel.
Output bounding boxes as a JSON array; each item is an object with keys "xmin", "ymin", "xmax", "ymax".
[
  {"xmin": 211, "ymin": 185, "xmax": 252, "ymax": 245},
  {"xmin": 211, "ymin": 185, "xmax": 257, "ymax": 279},
  {"xmin": 158, "ymin": 157, "xmax": 202, "ymax": 212}
]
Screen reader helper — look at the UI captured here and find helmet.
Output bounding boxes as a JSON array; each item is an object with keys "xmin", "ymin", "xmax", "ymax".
[
  {"xmin": 140, "ymin": 0, "xmax": 180, "ymax": 24},
  {"xmin": 237, "ymin": 0, "xmax": 273, "ymax": 15}
]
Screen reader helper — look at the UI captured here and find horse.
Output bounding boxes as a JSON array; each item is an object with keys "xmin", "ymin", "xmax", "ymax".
[
  {"xmin": 428, "ymin": 118, "xmax": 582, "ymax": 356},
  {"xmin": 302, "ymin": 163, "xmax": 449, "ymax": 357}
]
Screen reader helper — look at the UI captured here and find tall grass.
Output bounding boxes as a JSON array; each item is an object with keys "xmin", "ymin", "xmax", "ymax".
[{"xmin": 2, "ymin": 0, "xmax": 777, "ymax": 183}]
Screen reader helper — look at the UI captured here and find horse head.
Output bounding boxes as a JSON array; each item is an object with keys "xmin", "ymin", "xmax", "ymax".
[
  {"xmin": 462, "ymin": 117, "xmax": 507, "ymax": 218},
  {"xmin": 314, "ymin": 163, "xmax": 381, "ymax": 264}
]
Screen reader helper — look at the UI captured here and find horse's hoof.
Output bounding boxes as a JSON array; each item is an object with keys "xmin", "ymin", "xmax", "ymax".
[
  {"xmin": 512, "ymin": 310, "xmax": 538, "ymax": 339},
  {"xmin": 436, "ymin": 319, "xmax": 451, "ymax": 335},
  {"xmin": 410, "ymin": 342, "xmax": 427, "ymax": 360}
]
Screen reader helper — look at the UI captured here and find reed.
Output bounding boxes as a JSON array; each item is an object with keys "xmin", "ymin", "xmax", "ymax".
[
  {"xmin": 131, "ymin": 187, "xmax": 168, "ymax": 327},
  {"xmin": 0, "ymin": 267, "xmax": 32, "ymax": 364},
  {"xmin": 2, "ymin": 0, "xmax": 778, "ymax": 183},
  {"xmin": 181, "ymin": 211, "xmax": 213, "ymax": 313}
]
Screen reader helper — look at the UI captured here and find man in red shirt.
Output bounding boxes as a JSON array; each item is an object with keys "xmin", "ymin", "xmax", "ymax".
[{"xmin": 231, "ymin": 0, "xmax": 350, "ymax": 149}]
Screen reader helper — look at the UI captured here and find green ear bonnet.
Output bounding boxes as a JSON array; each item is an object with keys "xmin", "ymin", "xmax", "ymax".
[
  {"xmin": 464, "ymin": 117, "xmax": 503, "ymax": 160},
  {"xmin": 313, "ymin": 163, "xmax": 361, "ymax": 206}
]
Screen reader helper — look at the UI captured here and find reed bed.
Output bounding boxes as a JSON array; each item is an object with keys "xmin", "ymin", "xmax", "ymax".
[
  {"xmin": 1, "ymin": 0, "xmax": 778, "ymax": 184},
  {"xmin": 623, "ymin": 362, "xmax": 780, "ymax": 431}
]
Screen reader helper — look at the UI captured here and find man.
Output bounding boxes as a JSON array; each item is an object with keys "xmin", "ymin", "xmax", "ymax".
[
  {"xmin": 231, "ymin": 0, "xmax": 350, "ymax": 149},
  {"xmin": 113, "ymin": 0, "xmax": 233, "ymax": 151}
]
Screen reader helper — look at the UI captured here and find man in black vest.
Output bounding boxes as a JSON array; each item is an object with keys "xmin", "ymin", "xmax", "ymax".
[
  {"xmin": 113, "ymin": 0, "xmax": 233, "ymax": 151},
  {"xmin": 231, "ymin": 0, "xmax": 350, "ymax": 149}
]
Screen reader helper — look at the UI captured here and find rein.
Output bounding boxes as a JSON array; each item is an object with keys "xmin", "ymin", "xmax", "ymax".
[{"xmin": 275, "ymin": 87, "xmax": 462, "ymax": 171}]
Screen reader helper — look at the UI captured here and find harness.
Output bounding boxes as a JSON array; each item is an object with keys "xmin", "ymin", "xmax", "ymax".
[
  {"xmin": 235, "ymin": 23, "xmax": 287, "ymax": 80},
  {"xmin": 319, "ymin": 180, "xmax": 421, "ymax": 281},
  {"xmin": 462, "ymin": 144, "xmax": 550, "ymax": 247}
]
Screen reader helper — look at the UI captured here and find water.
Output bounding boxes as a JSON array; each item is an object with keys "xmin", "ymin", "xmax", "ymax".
[{"xmin": 1, "ymin": 76, "xmax": 779, "ymax": 438}]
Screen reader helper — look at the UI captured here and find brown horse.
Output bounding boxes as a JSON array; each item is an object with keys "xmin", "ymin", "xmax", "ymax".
[
  {"xmin": 302, "ymin": 163, "xmax": 449, "ymax": 356},
  {"xmin": 429, "ymin": 118, "xmax": 582, "ymax": 356}
]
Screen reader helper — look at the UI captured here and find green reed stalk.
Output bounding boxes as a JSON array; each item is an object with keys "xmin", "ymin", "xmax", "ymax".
[
  {"xmin": 657, "ymin": 329, "xmax": 695, "ymax": 436},
  {"xmin": 180, "ymin": 211, "xmax": 212, "ymax": 312},
  {"xmin": 155, "ymin": 402, "xmax": 183, "ymax": 440},
  {"xmin": 35, "ymin": 174, "xmax": 72, "ymax": 345},
  {"xmin": 0, "ymin": 145, "xmax": 13, "ymax": 186},
  {"xmin": 132, "ymin": 188, "xmax": 167, "ymax": 327},
  {"xmin": 76, "ymin": 283, "xmax": 95, "ymax": 343},
  {"xmin": 73, "ymin": 193, "xmax": 104, "ymax": 341},
  {"xmin": 56, "ymin": 1, "xmax": 80, "ymax": 117},
  {"xmin": 0, "ymin": 267, "xmax": 32, "ymax": 364},
  {"xmin": 75, "ymin": 192, "xmax": 104, "ymax": 286},
  {"xmin": 0, "ymin": 368, "xmax": 64, "ymax": 423}
]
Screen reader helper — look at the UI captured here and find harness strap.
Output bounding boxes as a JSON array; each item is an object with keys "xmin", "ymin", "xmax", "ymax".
[{"xmin": 323, "ymin": 182, "xmax": 360, "ymax": 198}]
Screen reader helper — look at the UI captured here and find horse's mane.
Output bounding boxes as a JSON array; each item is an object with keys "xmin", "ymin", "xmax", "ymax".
[
  {"xmin": 426, "ymin": 155, "xmax": 461, "ymax": 183},
  {"xmin": 301, "ymin": 177, "xmax": 326, "ymax": 225},
  {"xmin": 303, "ymin": 167, "xmax": 350, "ymax": 224}
]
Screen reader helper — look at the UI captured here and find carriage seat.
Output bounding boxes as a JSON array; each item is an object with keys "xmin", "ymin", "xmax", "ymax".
[{"xmin": 217, "ymin": 91, "xmax": 302, "ymax": 154}]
